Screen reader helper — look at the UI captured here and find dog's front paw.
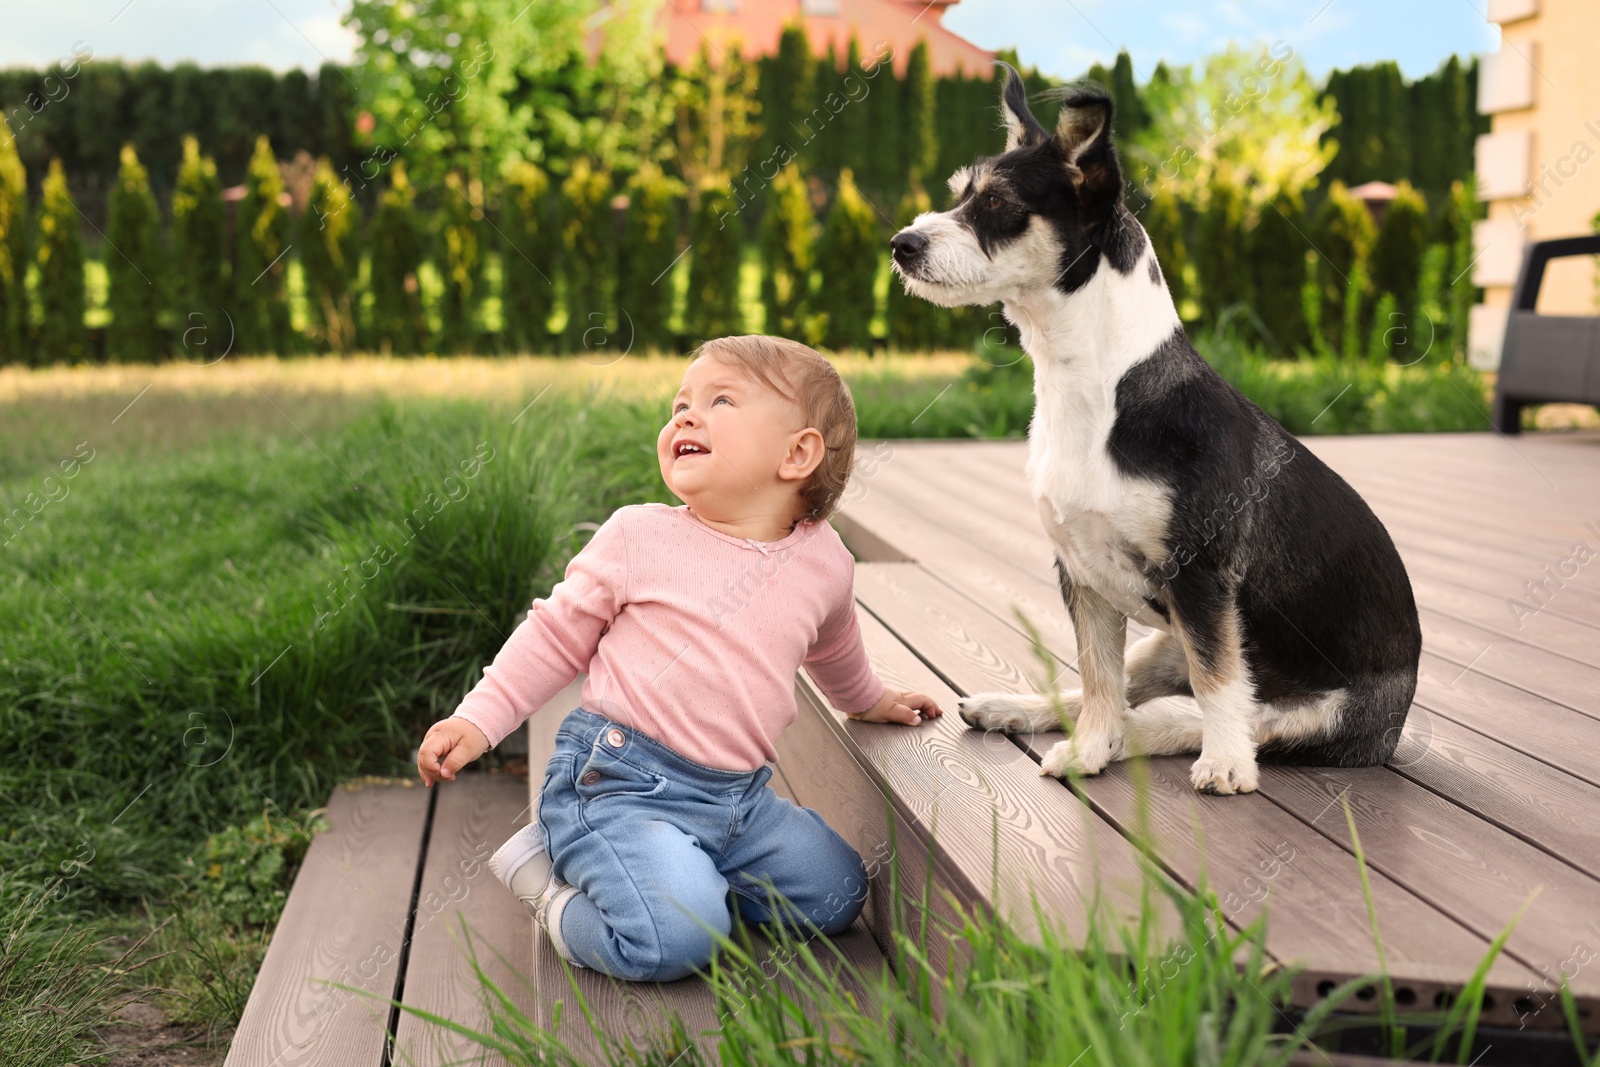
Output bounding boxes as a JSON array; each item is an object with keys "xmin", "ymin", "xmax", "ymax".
[
  {"xmin": 1189, "ymin": 753, "xmax": 1259, "ymax": 795},
  {"xmin": 958, "ymin": 691, "xmax": 1080, "ymax": 734},
  {"xmin": 1040, "ymin": 727, "xmax": 1124, "ymax": 778}
]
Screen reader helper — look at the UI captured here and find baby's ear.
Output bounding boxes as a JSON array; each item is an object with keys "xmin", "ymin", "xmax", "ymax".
[{"xmin": 779, "ymin": 426, "xmax": 827, "ymax": 482}]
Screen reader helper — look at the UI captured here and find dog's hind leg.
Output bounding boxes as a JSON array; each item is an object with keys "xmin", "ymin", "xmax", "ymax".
[
  {"xmin": 1125, "ymin": 629, "xmax": 1192, "ymax": 706},
  {"xmin": 1040, "ymin": 578, "xmax": 1128, "ymax": 778}
]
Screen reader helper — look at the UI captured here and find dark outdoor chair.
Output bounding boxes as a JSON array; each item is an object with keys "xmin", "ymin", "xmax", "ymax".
[{"xmin": 1493, "ymin": 234, "xmax": 1600, "ymax": 433}]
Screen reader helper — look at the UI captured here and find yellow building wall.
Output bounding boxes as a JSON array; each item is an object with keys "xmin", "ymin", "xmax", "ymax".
[{"xmin": 1483, "ymin": 0, "xmax": 1600, "ymax": 317}]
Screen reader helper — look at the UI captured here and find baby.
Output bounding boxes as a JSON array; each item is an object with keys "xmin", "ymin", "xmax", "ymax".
[{"xmin": 416, "ymin": 334, "xmax": 941, "ymax": 983}]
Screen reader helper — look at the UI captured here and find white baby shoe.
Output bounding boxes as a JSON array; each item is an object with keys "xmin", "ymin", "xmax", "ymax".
[{"xmin": 489, "ymin": 823, "xmax": 584, "ymax": 966}]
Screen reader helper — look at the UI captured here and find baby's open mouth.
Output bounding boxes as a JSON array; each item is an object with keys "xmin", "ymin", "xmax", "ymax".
[{"xmin": 673, "ymin": 440, "xmax": 710, "ymax": 459}]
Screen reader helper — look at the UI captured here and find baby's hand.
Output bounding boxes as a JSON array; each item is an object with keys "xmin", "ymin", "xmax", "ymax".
[
  {"xmin": 418, "ymin": 717, "xmax": 491, "ymax": 786},
  {"xmin": 847, "ymin": 686, "xmax": 943, "ymax": 726}
]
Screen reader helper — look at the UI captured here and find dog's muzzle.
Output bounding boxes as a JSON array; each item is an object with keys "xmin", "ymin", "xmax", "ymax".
[{"xmin": 890, "ymin": 229, "xmax": 928, "ymax": 271}]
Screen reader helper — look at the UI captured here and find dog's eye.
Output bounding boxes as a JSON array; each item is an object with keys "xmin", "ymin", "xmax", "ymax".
[{"xmin": 986, "ymin": 194, "xmax": 1005, "ymax": 210}]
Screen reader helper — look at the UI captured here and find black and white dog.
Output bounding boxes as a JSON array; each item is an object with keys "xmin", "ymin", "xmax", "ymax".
[{"xmin": 888, "ymin": 65, "xmax": 1421, "ymax": 795}]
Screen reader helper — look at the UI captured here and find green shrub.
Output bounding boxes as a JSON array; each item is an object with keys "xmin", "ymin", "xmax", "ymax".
[
  {"xmin": 616, "ymin": 162, "xmax": 684, "ymax": 354},
  {"xmin": 189, "ymin": 810, "xmax": 325, "ymax": 929},
  {"xmin": 0, "ymin": 132, "xmax": 26, "ymax": 364},
  {"xmin": 560, "ymin": 158, "xmax": 616, "ymax": 353},
  {"xmin": 817, "ymin": 168, "xmax": 880, "ymax": 351},
  {"xmin": 369, "ymin": 162, "xmax": 427, "ymax": 354},
  {"xmin": 1311, "ymin": 180, "xmax": 1376, "ymax": 355},
  {"xmin": 1142, "ymin": 185, "xmax": 1188, "ymax": 317},
  {"xmin": 886, "ymin": 185, "xmax": 947, "ymax": 351},
  {"xmin": 232, "ymin": 135, "xmax": 292, "ymax": 355},
  {"xmin": 759, "ymin": 162, "xmax": 816, "ymax": 343},
  {"xmin": 1370, "ymin": 180, "xmax": 1429, "ymax": 333},
  {"xmin": 499, "ymin": 160, "xmax": 556, "ymax": 354},
  {"xmin": 1195, "ymin": 178, "xmax": 1248, "ymax": 328},
  {"xmin": 106, "ymin": 143, "xmax": 164, "ymax": 363},
  {"xmin": 34, "ymin": 159, "xmax": 86, "ymax": 364},
  {"xmin": 685, "ymin": 178, "xmax": 744, "ymax": 343},
  {"xmin": 169, "ymin": 135, "xmax": 226, "ymax": 326},
  {"xmin": 301, "ymin": 157, "xmax": 361, "ymax": 353},
  {"xmin": 1245, "ymin": 189, "xmax": 1309, "ymax": 355},
  {"xmin": 437, "ymin": 172, "xmax": 485, "ymax": 354}
]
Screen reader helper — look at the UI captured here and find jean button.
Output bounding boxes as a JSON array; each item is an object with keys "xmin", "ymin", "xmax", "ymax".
[
  {"xmin": 581, "ymin": 770, "xmax": 602, "ymax": 785},
  {"xmin": 606, "ymin": 728, "xmax": 625, "ymax": 748}
]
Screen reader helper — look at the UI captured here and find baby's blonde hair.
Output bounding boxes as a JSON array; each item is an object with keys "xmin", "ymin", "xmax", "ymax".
[{"xmin": 689, "ymin": 334, "xmax": 857, "ymax": 524}]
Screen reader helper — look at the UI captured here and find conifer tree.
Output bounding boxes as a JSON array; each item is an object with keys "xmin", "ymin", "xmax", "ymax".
[
  {"xmin": 817, "ymin": 169, "xmax": 879, "ymax": 351},
  {"xmin": 616, "ymin": 162, "xmax": 684, "ymax": 354},
  {"xmin": 36, "ymin": 159, "xmax": 87, "ymax": 364},
  {"xmin": 1311, "ymin": 180, "xmax": 1376, "ymax": 355},
  {"xmin": 1439, "ymin": 179, "xmax": 1478, "ymax": 362},
  {"xmin": 1109, "ymin": 50, "xmax": 1147, "ymax": 139},
  {"xmin": 500, "ymin": 160, "xmax": 556, "ymax": 354},
  {"xmin": 886, "ymin": 184, "xmax": 947, "ymax": 351},
  {"xmin": 903, "ymin": 39, "xmax": 937, "ymax": 186},
  {"xmin": 1142, "ymin": 186, "xmax": 1188, "ymax": 317},
  {"xmin": 1370, "ymin": 180, "xmax": 1429, "ymax": 338},
  {"xmin": 759, "ymin": 162, "xmax": 815, "ymax": 342},
  {"xmin": 369, "ymin": 162, "xmax": 427, "ymax": 354},
  {"xmin": 301, "ymin": 157, "xmax": 361, "ymax": 353},
  {"xmin": 169, "ymin": 135, "xmax": 225, "ymax": 320},
  {"xmin": 437, "ymin": 172, "xmax": 484, "ymax": 354},
  {"xmin": 1195, "ymin": 178, "xmax": 1248, "ymax": 328},
  {"xmin": 106, "ymin": 143, "xmax": 163, "ymax": 362},
  {"xmin": 0, "ymin": 132, "xmax": 27, "ymax": 364},
  {"xmin": 761, "ymin": 21, "xmax": 815, "ymax": 170},
  {"xmin": 560, "ymin": 158, "xmax": 615, "ymax": 353},
  {"xmin": 232, "ymin": 135, "xmax": 291, "ymax": 354},
  {"xmin": 836, "ymin": 37, "xmax": 871, "ymax": 192},
  {"xmin": 1246, "ymin": 189, "xmax": 1310, "ymax": 354},
  {"xmin": 686, "ymin": 180, "xmax": 744, "ymax": 342}
]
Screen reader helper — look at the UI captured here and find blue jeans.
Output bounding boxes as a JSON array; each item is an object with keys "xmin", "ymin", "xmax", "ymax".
[{"xmin": 536, "ymin": 706, "xmax": 869, "ymax": 982}]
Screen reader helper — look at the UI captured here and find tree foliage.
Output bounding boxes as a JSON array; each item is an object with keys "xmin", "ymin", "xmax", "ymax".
[
  {"xmin": 616, "ymin": 162, "xmax": 684, "ymax": 354},
  {"xmin": 1131, "ymin": 43, "xmax": 1336, "ymax": 210},
  {"xmin": 759, "ymin": 162, "xmax": 816, "ymax": 344},
  {"xmin": 369, "ymin": 161, "xmax": 426, "ymax": 354},
  {"xmin": 301, "ymin": 157, "xmax": 362, "ymax": 353},
  {"xmin": 436, "ymin": 173, "xmax": 485, "ymax": 353},
  {"xmin": 685, "ymin": 179, "xmax": 744, "ymax": 343},
  {"xmin": 232, "ymin": 135, "xmax": 291, "ymax": 355},
  {"xmin": 169, "ymin": 135, "xmax": 225, "ymax": 318},
  {"xmin": 36, "ymin": 159, "xmax": 86, "ymax": 363},
  {"xmin": 106, "ymin": 143, "xmax": 163, "ymax": 362},
  {"xmin": 817, "ymin": 169, "xmax": 879, "ymax": 351},
  {"xmin": 0, "ymin": 131, "xmax": 27, "ymax": 363},
  {"xmin": 499, "ymin": 159, "xmax": 556, "ymax": 353}
]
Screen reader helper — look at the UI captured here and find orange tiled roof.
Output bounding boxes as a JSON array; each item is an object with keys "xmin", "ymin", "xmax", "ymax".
[{"xmin": 590, "ymin": 0, "xmax": 996, "ymax": 79}]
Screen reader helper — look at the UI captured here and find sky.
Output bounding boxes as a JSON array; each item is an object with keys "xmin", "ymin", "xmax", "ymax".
[{"xmin": 0, "ymin": 0, "xmax": 1499, "ymax": 80}]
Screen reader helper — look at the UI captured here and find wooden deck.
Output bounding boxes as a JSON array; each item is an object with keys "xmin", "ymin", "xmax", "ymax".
[
  {"xmin": 817, "ymin": 430, "xmax": 1600, "ymax": 1036},
  {"xmin": 227, "ymin": 430, "xmax": 1600, "ymax": 1065}
]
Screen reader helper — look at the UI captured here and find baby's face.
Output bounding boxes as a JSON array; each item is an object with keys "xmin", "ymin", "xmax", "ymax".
[{"xmin": 657, "ymin": 356, "xmax": 809, "ymax": 516}]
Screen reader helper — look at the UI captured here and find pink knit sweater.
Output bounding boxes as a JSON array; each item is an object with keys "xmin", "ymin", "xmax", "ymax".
[{"xmin": 451, "ymin": 503, "xmax": 886, "ymax": 772}]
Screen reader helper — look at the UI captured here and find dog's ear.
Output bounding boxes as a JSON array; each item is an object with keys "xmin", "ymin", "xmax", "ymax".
[
  {"xmin": 1055, "ymin": 84, "xmax": 1122, "ymax": 217},
  {"xmin": 997, "ymin": 61, "xmax": 1049, "ymax": 152}
]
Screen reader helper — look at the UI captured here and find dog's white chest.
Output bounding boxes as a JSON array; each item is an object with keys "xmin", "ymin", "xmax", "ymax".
[{"xmin": 1028, "ymin": 447, "xmax": 1171, "ymax": 630}]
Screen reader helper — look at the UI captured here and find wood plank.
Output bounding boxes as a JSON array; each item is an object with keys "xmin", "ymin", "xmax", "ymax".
[
  {"xmin": 1259, "ymin": 764, "xmax": 1600, "ymax": 1011},
  {"xmin": 391, "ymin": 773, "xmax": 537, "ymax": 1067},
  {"xmin": 1393, "ymin": 715, "xmax": 1600, "ymax": 880},
  {"xmin": 849, "ymin": 561, "xmax": 1542, "ymax": 1025},
  {"xmin": 804, "ymin": 598, "xmax": 1171, "ymax": 946},
  {"xmin": 1417, "ymin": 606, "xmax": 1600, "ymax": 719},
  {"xmin": 1413, "ymin": 651, "xmax": 1600, "ymax": 789},
  {"xmin": 224, "ymin": 781, "xmax": 430, "ymax": 1067}
]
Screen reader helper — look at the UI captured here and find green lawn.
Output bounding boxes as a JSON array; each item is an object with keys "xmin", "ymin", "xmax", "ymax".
[{"xmin": 0, "ymin": 346, "xmax": 1510, "ymax": 1065}]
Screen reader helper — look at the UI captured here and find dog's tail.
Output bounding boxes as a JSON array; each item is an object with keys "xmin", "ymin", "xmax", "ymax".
[{"xmin": 1255, "ymin": 670, "xmax": 1416, "ymax": 768}]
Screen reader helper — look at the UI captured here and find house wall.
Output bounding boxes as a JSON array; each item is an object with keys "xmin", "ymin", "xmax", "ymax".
[{"xmin": 1470, "ymin": 0, "xmax": 1600, "ymax": 369}]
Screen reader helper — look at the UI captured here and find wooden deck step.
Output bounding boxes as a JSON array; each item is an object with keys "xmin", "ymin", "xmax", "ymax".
[{"xmin": 224, "ymin": 780, "xmax": 431, "ymax": 1067}]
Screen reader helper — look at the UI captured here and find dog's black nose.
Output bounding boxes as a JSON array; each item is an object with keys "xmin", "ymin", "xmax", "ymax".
[{"xmin": 891, "ymin": 230, "xmax": 928, "ymax": 264}]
